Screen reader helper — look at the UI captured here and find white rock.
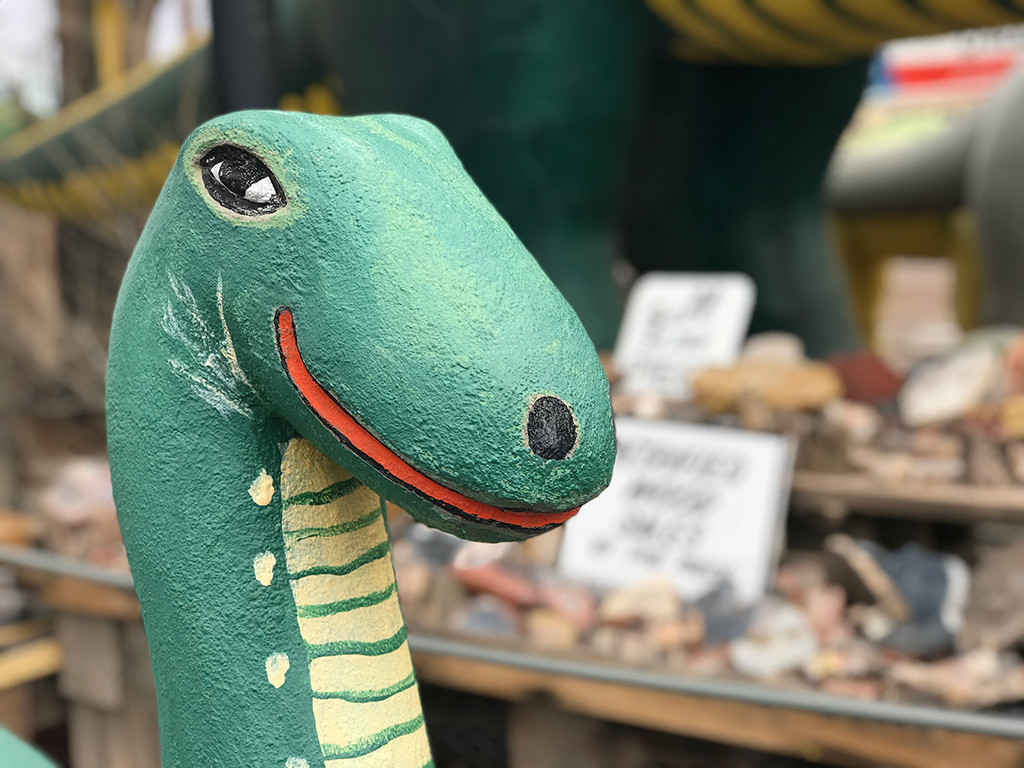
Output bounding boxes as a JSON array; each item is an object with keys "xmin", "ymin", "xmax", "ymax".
[
  {"xmin": 899, "ymin": 346, "xmax": 1000, "ymax": 427},
  {"xmin": 729, "ymin": 600, "xmax": 818, "ymax": 679},
  {"xmin": 741, "ymin": 332, "xmax": 806, "ymax": 365}
]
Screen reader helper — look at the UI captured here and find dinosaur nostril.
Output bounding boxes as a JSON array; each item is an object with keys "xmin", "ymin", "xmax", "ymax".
[{"xmin": 526, "ymin": 396, "xmax": 577, "ymax": 460}]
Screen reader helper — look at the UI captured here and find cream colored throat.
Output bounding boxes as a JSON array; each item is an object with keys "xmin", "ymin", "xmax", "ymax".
[{"xmin": 279, "ymin": 438, "xmax": 432, "ymax": 767}]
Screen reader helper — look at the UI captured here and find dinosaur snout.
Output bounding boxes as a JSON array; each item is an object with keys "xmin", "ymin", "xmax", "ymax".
[{"xmin": 525, "ymin": 395, "xmax": 578, "ymax": 461}]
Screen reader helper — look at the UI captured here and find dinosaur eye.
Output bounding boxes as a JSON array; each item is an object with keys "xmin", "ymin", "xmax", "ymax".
[{"xmin": 198, "ymin": 145, "xmax": 286, "ymax": 216}]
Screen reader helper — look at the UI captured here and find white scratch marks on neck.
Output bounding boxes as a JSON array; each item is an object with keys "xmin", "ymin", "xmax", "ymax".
[
  {"xmin": 162, "ymin": 271, "xmax": 255, "ymax": 418},
  {"xmin": 218, "ymin": 274, "xmax": 251, "ymax": 386},
  {"xmin": 167, "ymin": 359, "xmax": 253, "ymax": 417}
]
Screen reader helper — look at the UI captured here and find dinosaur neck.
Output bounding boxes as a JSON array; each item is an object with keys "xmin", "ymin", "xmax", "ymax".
[
  {"xmin": 279, "ymin": 437, "xmax": 432, "ymax": 766},
  {"xmin": 108, "ymin": 333, "xmax": 430, "ymax": 766}
]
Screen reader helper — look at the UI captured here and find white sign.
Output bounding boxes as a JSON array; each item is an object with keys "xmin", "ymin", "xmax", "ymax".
[
  {"xmin": 559, "ymin": 418, "xmax": 793, "ymax": 606},
  {"xmin": 614, "ymin": 272, "xmax": 755, "ymax": 399}
]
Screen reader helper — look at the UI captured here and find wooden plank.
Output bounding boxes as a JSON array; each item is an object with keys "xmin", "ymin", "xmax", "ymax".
[
  {"xmin": 56, "ymin": 616, "xmax": 123, "ymax": 711},
  {"xmin": 792, "ymin": 470, "xmax": 1024, "ymax": 523},
  {"xmin": 69, "ymin": 704, "xmax": 106, "ymax": 768},
  {"xmin": 0, "ymin": 638, "xmax": 62, "ymax": 690},
  {"xmin": 412, "ymin": 649, "xmax": 1024, "ymax": 768},
  {"xmin": 0, "ymin": 619, "xmax": 50, "ymax": 649},
  {"xmin": 42, "ymin": 576, "xmax": 141, "ymax": 620}
]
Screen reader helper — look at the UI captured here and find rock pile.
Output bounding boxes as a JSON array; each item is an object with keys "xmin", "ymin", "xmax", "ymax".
[{"xmin": 393, "ymin": 521, "xmax": 1024, "ymax": 711}]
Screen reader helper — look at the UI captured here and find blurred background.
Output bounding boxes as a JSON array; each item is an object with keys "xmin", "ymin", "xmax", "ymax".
[{"xmin": 7, "ymin": 1, "xmax": 1024, "ymax": 766}]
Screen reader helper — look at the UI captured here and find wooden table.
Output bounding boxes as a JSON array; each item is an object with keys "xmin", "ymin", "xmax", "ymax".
[
  {"xmin": 5, "ymin": 549, "xmax": 1024, "ymax": 768},
  {"xmin": 791, "ymin": 470, "xmax": 1024, "ymax": 523},
  {"xmin": 411, "ymin": 634, "xmax": 1024, "ymax": 768}
]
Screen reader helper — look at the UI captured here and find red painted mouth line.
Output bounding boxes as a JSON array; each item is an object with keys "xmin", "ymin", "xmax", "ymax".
[{"xmin": 275, "ymin": 308, "xmax": 579, "ymax": 532}]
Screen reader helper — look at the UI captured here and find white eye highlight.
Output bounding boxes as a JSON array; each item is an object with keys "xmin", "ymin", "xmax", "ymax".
[
  {"xmin": 244, "ymin": 176, "xmax": 276, "ymax": 203},
  {"xmin": 210, "ymin": 161, "xmax": 223, "ymax": 182}
]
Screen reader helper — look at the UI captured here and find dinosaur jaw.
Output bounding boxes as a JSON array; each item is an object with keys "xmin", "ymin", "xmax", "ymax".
[{"xmin": 275, "ymin": 308, "xmax": 579, "ymax": 534}]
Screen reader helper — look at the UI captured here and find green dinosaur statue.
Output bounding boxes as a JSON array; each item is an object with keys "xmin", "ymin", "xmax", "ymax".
[{"xmin": 105, "ymin": 111, "xmax": 615, "ymax": 767}]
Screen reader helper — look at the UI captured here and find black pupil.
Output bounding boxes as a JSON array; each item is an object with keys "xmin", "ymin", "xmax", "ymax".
[
  {"xmin": 199, "ymin": 145, "xmax": 285, "ymax": 215},
  {"xmin": 218, "ymin": 152, "xmax": 265, "ymax": 196},
  {"xmin": 526, "ymin": 396, "xmax": 577, "ymax": 461}
]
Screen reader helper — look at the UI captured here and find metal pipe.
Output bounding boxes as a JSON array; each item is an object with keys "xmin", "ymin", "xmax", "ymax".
[
  {"xmin": 0, "ymin": 547, "xmax": 134, "ymax": 590},
  {"xmin": 410, "ymin": 633, "xmax": 1024, "ymax": 739}
]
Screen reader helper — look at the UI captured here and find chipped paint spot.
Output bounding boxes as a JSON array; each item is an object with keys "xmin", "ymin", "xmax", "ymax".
[
  {"xmin": 249, "ymin": 469, "xmax": 275, "ymax": 505},
  {"xmin": 266, "ymin": 653, "xmax": 290, "ymax": 688},
  {"xmin": 285, "ymin": 759, "xmax": 309, "ymax": 768},
  {"xmin": 253, "ymin": 551, "xmax": 276, "ymax": 586}
]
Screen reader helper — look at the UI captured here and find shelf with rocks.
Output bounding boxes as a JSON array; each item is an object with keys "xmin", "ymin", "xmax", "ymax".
[
  {"xmin": 611, "ymin": 328, "xmax": 1024, "ymax": 525},
  {"xmin": 389, "ymin": 510, "xmax": 1024, "ymax": 711},
  {"xmin": 791, "ymin": 470, "xmax": 1024, "ymax": 523},
  {"xmin": 409, "ymin": 634, "xmax": 1024, "ymax": 768},
  {"xmin": 5, "ymin": 543, "xmax": 1024, "ymax": 768}
]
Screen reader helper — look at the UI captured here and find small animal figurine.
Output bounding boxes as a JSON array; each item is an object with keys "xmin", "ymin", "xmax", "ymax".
[{"xmin": 105, "ymin": 112, "xmax": 616, "ymax": 767}]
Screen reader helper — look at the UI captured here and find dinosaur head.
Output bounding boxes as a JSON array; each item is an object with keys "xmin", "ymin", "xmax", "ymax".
[{"xmin": 149, "ymin": 111, "xmax": 614, "ymax": 542}]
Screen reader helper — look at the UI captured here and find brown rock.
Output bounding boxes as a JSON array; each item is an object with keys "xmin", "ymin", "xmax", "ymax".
[
  {"xmin": 540, "ymin": 581, "xmax": 597, "ymax": 631},
  {"xmin": 736, "ymin": 393, "xmax": 779, "ymax": 432},
  {"xmin": 450, "ymin": 563, "xmax": 540, "ymax": 607},
  {"xmin": 651, "ymin": 611, "xmax": 705, "ymax": 652},
  {"xmin": 775, "ymin": 559, "xmax": 828, "ymax": 604},
  {"xmin": 887, "ymin": 650, "xmax": 1024, "ymax": 708},
  {"xmin": 803, "ymin": 638, "xmax": 883, "ymax": 682},
  {"xmin": 692, "ymin": 361, "xmax": 843, "ymax": 413},
  {"xmin": 822, "ymin": 400, "xmax": 881, "ymax": 444},
  {"xmin": 826, "ymin": 351, "xmax": 903, "ymax": 404},
  {"xmin": 1001, "ymin": 395, "xmax": 1024, "ymax": 441},
  {"xmin": 588, "ymin": 626, "xmax": 625, "ymax": 658},
  {"xmin": 967, "ymin": 435, "xmax": 1012, "ymax": 486},
  {"xmin": 619, "ymin": 630, "xmax": 662, "ymax": 666},
  {"xmin": 526, "ymin": 608, "xmax": 580, "ymax": 652},
  {"xmin": 1006, "ymin": 442, "xmax": 1024, "ymax": 484},
  {"xmin": 803, "ymin": 584, "xmax": 849, "ymax": 645},
  {"xmin": 598, "ymin": 577, "xmax": 681, "ymax": 626}
]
